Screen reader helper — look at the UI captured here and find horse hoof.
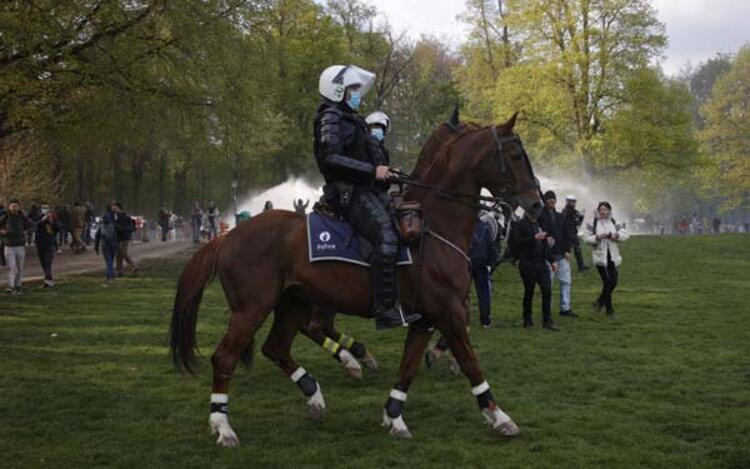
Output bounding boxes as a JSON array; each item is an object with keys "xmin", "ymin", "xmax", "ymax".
[
  {"xmin": 216, "ymin": 433, "xmax": 240, "ymax": 447},
  {"xmin": 209, "ymin": 413, "xmax": 239, "ymax": 447},
  {"xmin": 307, "ymin": 383, "xmax": 327, "ymax": 421},
  {"xmin": 496, "ymin": 420, "xmax": 520, "ymax": 437},
  {"xmin": 339, "ymin": 349, "xmax": 363, "ymax": 379},
  {"xmin": 382, "ymin": 411, "xmax": 412, "ymax": 439},
  {"xmin": 482, "ymin": 405, "xmax": 520, "ymax": 437},
  {"xmin": 362, "ymin": 352, "xmax": 378, "ymax": 372}
]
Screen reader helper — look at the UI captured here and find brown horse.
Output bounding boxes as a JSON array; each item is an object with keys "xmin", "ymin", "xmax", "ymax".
[
  {"xmin": 297, "ymin": 109, "xmax": 480, "ymax": 379},
  {"xmin": 170, "ymin": 112, "xmax": 543, "ymax": 446}
]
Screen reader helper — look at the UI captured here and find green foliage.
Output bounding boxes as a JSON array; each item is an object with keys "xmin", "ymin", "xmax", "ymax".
[
  {"xmin": 1, "ymin": 236, "xmax": 749, "ymax": 466},
  {"xmin": 699, "ymin": 46, "xmax": 750, "ymax": 210}
]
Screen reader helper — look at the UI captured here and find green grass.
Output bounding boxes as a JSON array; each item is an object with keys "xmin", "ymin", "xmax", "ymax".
[{"xmin": 1, "ymin": 235, "xmax": 749, "ymax": 468}]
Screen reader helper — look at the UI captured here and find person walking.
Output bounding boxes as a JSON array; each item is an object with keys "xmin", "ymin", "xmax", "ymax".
[
  {"xmin": 70, "ymin": 201, "xmax": 87, "ymax": 253},
  {"xmin": 207, "ymin": 202, "xmax": 220, "ymax": 240},
  {"xmin": 583, "ymin": 201, "xmax": 629, "ymax": 318},
  {"xmin": 510, "ymin": 211, "xmax": 559, "ymax": 331},
  {"xmin": 470, "ymin": 214, "xmax": 500, "ymax": 328},
  {"xmin": 191, "ymin": 202, "xmax": 203, "ymax": 243},
  {"xmin": 114, "ymin": 203, "xmax": 137, "ymax": 277},
  {"xmin": 158, "ymin": 209, "xmax": 170, "ymax": 242},
  {"xmin": 0, "ymin": 199, "xmax": 33, "ymax": 294},
  {"xmin": 83, "ymin": 203, "xmax": 95, "ymax": 245},
  {"xmin": 95, "ymin": 203, "xmax": 120, "ymax": 284},
  {"xmin": 32, "ymin": 202, "xmax": 60, "ymax": 288},
  {"xmin": 562, "ymin": 195, "xmax": 588, "ymax": 272},
  {"xmin": 57, "ymin": 205, "xmax": 71, "ymax": 250},
  {"xmin": 538, "ymin": 191, "xmax": 576, "ymax": 318}
]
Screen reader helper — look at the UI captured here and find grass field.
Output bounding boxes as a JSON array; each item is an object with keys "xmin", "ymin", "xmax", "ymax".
[{"xmin": 1, "ymin": 234, "xmax": 749, "ymax": 468}]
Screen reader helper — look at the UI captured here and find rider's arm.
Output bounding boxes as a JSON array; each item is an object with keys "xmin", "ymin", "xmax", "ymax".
[{"xmin": 318, "ymin": 110, "xmax": 375, "ymax": 183}]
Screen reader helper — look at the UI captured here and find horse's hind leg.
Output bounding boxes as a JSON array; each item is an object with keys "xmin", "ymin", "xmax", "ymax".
[
  {"xmin": 438, "ymin": 312, "xmax": 520, "ymax": 437},
  {"xmin": 262, "ymin": 296, "xmax": 326, "ymax": 420},
  {"xmin": 318, "ymin": 310, "xmax": 378, "ymax": 372},
  {"xmin": 209, "ymin": 310, "xmax": 269, "ymax": 447},
  {"xmin": 300, "ymin": 322, "xmax": 363, "ymax": 379},
  {"xmin": 381, "ymin": 324, "xmax": 434, "ymax": 438}
]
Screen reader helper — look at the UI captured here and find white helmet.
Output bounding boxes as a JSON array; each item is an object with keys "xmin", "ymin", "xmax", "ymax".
[
  {"xmin": 365, "ymin": 111, "xmax": 391, "ymax": 133},
  {"xmin": 566, "ymin": 194, "xmax": 577, "ymax": 201},
  {"xmin": 319, "ymin": 65, "xmax": 376, "ymax": 103}
]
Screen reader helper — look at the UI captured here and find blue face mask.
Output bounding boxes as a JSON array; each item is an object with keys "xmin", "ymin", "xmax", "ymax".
[
  {"xmin": 370, "ymin": 127, "xmax": 384, "ymax": 141},
  {"xmin": 346, "ymin": 90, "xmax": 361, "ymax": 110}
]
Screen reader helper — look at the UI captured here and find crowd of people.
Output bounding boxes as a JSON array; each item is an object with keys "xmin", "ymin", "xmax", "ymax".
[{"xmin": 463, "ymin": 191, "xmax": 628, "ymax": 332}]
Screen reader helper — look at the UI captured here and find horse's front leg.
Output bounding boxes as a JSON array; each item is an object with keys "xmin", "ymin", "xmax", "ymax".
[
  {"xmin": 439, "ymin": 314, "xmax": 520, "ymax": 437},
  {"xmin": 381, "ymin": 323, "xmax": 434, "ymax": 438}
]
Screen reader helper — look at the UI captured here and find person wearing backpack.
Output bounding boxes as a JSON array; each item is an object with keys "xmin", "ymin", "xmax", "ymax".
[
  {"xmin": 583, "ymin": 201, "xmax": 629, "ymax": 318},
  {"xmin": 95, "ymin": 203, "xmax": 120, "ymax": 283}
]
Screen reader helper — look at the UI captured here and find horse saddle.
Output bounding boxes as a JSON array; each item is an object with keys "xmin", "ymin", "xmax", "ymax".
[{"xmin": 307, "ymin": 210, "xmax": 413, "ymax": 267}]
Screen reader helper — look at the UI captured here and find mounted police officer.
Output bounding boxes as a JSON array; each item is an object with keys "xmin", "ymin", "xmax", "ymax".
[{"xmin": 314, "ymin": 65, "xmax": 420, "ymax": 329}]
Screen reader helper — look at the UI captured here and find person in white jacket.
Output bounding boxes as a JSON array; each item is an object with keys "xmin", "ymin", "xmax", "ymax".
[{"xmin": 582, "ymin": 201, "xmax": 629, "ymax": 317}]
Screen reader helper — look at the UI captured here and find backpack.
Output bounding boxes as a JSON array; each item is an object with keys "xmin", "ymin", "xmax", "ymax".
[{"xmin": 101, "ymin": 215, "xmax": 117, "ymax": 242}]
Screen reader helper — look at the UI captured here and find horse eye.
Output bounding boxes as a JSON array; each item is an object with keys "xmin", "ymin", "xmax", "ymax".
[{"xmin": 508, "ymin": 142, "xmax": 524, "ymax": 161}]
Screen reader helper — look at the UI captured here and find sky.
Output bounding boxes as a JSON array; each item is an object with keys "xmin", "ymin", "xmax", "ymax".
[{"xmin": 367, "ymin": 0, "xmax": 750, "ymax": 75}]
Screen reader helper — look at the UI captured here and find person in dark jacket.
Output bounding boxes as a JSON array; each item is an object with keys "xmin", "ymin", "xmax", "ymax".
[
  {"xmin": 114, "ymin": 202, "xmax": 137, "ymax": 276},
  {"xmin": 32, "ymin": 202, "xmax": 60, "ymax": 287},
  {"xmin": 95, "ymin": 203, "xmax": 120, "ymax": 283},
  {"xmin": 315, "ymin": 65, "xmax": 418, "ymax": 329},
  {"xmin": 207, "ymin": 202, "xmax": 219, "ymax": 240},
  {"xmin": 191, "ymin": 202, "xmax": 203, "ymax": 243},
  {"xmin": 538, "ymin": 191, "xmax": 576, "ymax": 318},
  {"xmin": 0, "ymin": 199, "xmax": 33, "ymax": 294},
  {"xmin": 158, "ymin": 209, "xmax": 170, "ymax": 242},
  {"xmin": 470, "ymin": 214, "xmax": 501, "ymax": 328},
  {"xmin": 511, "ymin": 211, "xmax": 560, "ymax": 331},
  {"xmin": 562, "ymin": 195, "xmax": 588, "ymax": 272},
  {"xmin": 57, "ymin": 205, "xmax": 71, "ymax": 250},
  {"xmin": 84, "ymin": 203, "xmax": 95, "ymax": 245}
]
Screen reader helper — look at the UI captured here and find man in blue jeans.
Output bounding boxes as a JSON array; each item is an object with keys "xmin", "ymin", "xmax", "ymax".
[
  {"xmin": 470, "ymin": 214, "xmax": 500, "ymax": 328},
  {"xmin": 538, "ymin": 191, "xmax": 577, "ymax": 318},
  {"xmin": 95, "ymin": 203, "xmax": 120, "ymax": 284}
]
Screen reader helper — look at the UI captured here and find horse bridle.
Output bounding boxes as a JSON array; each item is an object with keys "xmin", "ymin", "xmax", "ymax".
[{"xmin": 392, "ymin": 124, "xmax": 539, "ymax": 212}]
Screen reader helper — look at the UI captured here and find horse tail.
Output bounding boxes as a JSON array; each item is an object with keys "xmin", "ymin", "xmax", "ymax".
[{"xmin": 170, "ymin": 237, "xmax": 223, "ymax": 373}]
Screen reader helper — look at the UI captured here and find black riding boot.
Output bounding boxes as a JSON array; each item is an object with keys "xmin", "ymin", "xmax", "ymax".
[{"xmin": 370, "ymin": 253, "xmax": 421, "ymax": 329}]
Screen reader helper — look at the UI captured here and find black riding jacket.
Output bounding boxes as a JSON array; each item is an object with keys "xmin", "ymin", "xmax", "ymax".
[{"xmin": 314, "ymin": 100, "xmax": 386, "ymax": 187}]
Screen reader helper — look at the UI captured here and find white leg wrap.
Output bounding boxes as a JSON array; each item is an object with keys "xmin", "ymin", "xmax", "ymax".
[
  {"xmin": 471, "ymin": 381, "xmax": 490, "ymax": 396},
  {"xmin": 290, "ymin": 367, "xmax": 307, "ymax": 383},
  {"xmin": 389, "ymin": 388, "xmax": 407, "ymax": 402},
  {"xmin": 210, "ymin": 393, "xmax": 228, "ymax": 404}
]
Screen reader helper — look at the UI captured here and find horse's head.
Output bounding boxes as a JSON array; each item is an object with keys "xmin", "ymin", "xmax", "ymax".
[
  {"xmin": 462, "ymin": 113, "xmax": 544, "ymax": 220},
  {"xmin": 411, "ymin": 106, "xmax": 479, "ymax": 179}
]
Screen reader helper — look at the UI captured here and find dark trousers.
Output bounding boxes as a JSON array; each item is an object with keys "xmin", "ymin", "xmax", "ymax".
[
  {"xmin": 346, "ymin": 191, "xmax": 399, "ymax": 311},
  {"xmin": 574, "ymin": 243, "xmax": 586, "ymax": 270},
  {"xmin": 102, "ymin": 242, "xmax": 117, "ymax": 280},
  {"xmin": 519, "ymin": 261, "xmax": 552, "ymax": 321},
  {"xmin": 36, "ymin": 243, "xmax": 55, "ymax": 281},
  {"xmin": 596, "ymin": 259, "xmax": 619, "ymax": 313},
  {"xmin": 472, "ymin": 263, "xmax": 491, "ymax": 325}
]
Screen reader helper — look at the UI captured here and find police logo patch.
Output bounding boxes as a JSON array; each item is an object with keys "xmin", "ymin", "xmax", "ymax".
[{"xmin": 319, "ymin": 231, "xmax": 331, "ymax": 243}]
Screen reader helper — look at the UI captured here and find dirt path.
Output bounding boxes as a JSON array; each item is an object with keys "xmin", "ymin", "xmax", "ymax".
[{"xmin": 1, "ymin": 240, "xmax": 194, "ymax": 286}]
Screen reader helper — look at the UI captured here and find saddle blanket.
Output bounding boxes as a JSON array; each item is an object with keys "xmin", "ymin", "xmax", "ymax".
[{"xmin": 307, "ymin": 212, "xmax": 412, "ymax": 267}]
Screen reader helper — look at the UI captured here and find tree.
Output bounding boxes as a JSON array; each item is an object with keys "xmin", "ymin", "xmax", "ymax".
[
  {"xmin": 699, "ymin": 46, "xmax": 750, "ymax": 210},
  {"xmin": 478, "ymin": 0, "xmax": 667, "ymax": 173}
]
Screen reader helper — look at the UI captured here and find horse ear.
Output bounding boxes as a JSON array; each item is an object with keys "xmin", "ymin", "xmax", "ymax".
[
  {"xmin": 503, "ymin": 111, "xmax": 519, "ymax": 130},
  {"xmin": 449, "ymin": 105, "xmax": 460, "ymax": 127}
]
